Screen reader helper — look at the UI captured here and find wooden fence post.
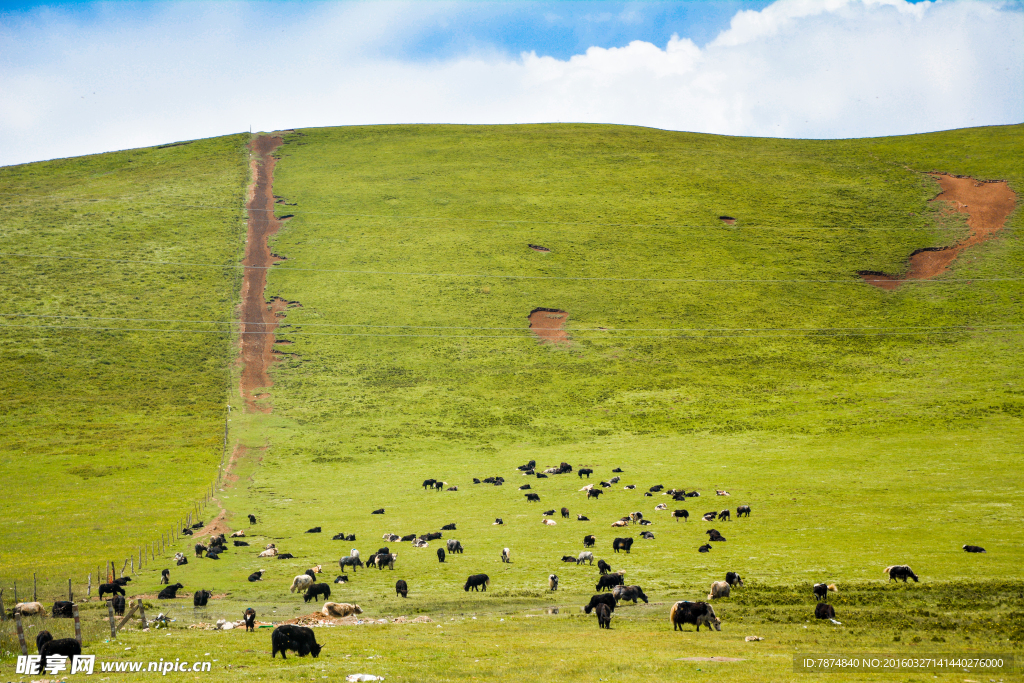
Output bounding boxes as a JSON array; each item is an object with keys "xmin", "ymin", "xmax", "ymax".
[
  {"xmin": 14, "ymin": 581, "xmax": 17, "ymax": 604},
  {"xmin": 68, "ymin": 577, "xmax": 73, "ymax": 601},
  {"xmin": 139, "ymin": 547, "xmax": 143, "ymax": 570},
  {"xmin": 115, "ymin": 601, "xmax": 140, "ymax": 632},
  {"xmin": 0, "ymin": 588, "xmax": 6, "ymax": 621},
  {"xmin": 15, "ymin": 612, "xmax": 27, "ymax": 656},
  {"xmin": 131, "ymin": 558, "xmax": 135, "ymax": 575},
  {"xmin": 87, "ymin": 573, "xmax": 91, "ymax": 599},
  {"xmin": 73, "ymin": 604, "xmax": 82, "ymax": 644},
  {"xmin": 121, "ymin": 559, "xmax": 128, "ymax": 577},
  {"xmin": 107, "ymin": 599, "xmax": 117, "ymax": 638},
  {"xmin": 138, "ymin": 599, "xmax": 147, "ymax": 629}
]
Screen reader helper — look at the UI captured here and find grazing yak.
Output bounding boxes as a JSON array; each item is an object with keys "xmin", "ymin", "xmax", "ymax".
[
  {"xmin": 193, "ymin": 590, "xmax": 212, "ymax": 607},
  {"xmin": 584, "ymin": 593, "xmax": 616, "ymax": 614},
  {"xmin": 244, "ymin": 607, "xmax": 257, "ymax": 631},
  {"xmin": 597, "ymin": 572, "xmax": 625, "ymax": 591},
  {"xmin": 612, "ymin": 537, "xmax": 634, "ymax": 554},
  {"xmin": 303, "ymin": 584, "xmax": 331, "ymax": 603},
  {"xmin": 549, "ymin": 574, "xmax": 559, "ymax": 591},
  {"xmin": 707, "ymin": 581, "xmax": 730, "ymax": 599},
  {"xmin": 160, "ymin": 569, "xmax": 171, "ymax": 585},
  {"xmin": 698, "ymin": 544, "xmax": 712, "ymax": 553},
  {"xmin": 885, "ymin": 565, "xmax": 919, "ymax": 582},
  {"xmin": 561, "ymin": 555, "xmax": 578, "ymax": 563},
  {"xmin": 290, "ymin": 575, "xmax": 315, "ymax": 593},
  {"xmin": 111, "ymin": 595, "xmax": 126, "ymax": 616},
  {"xmin": 670, "ymin": 601, "xmax": 721, "ymax": 631},
  {"xmin": 36, "ymin": 631, "xmax": 55, "ymax": 655},
  {"xmin": 813, "ymin": 583, "xmax": 838, "ymax": 601},
  {"xmin": 612, "ymin": 585, "xmax": 649, "ymax": 604},
  {"xmin": 718, "ymin": 509, "xmax": 731, "ymax": 521},
  {"xmin": 271, "ymin": 624, "xmax": 322, "ymax": 659},
  {"xmin": 595, "ymin": 602, "xmax": 612, "ymax": 629},
  {"xmin": 963, "ymin": 545, "xmax": 986, "ymax": 553},
  {"xmin": 446, "ymin": 539, "xmax": 464, "ymax": 554},
  {"xmin": 577, "ymin": 551, "xmax": 594, "ymax": 565},
  {"xmin": 725, "ymin": 572, "xmax": 743, "ymax": 587},
  {"xmin": 158, "ymin": 583, "xmax": 184, "ymax": 599},
  {"xmin": 561, "ymin": 507, "xmax": 571, "ymax": 519},
  {"xmin": 578, "ymin": 468, "xmax": 593, "ymax": 478},
  {"xmin": 422, "ymin": 479, "xmax": 436, "ymax": 490},
  {"xmin": 38, "ymin": 635, "xmax": 82, "ymax": 671},
  {"xmin": 396, "ymin": 580, "xmax": 408, "ymax": 598},
  {"xmin": 369, "ymin": 553, "xmax": 397, "ymax": 570},
  {"xmin": 194, "ymin": 543, "xmax": 208, "ymax": 558},
  {"xmin": 673, "ymin": 509, "xmax": 689, "ymax": 522},
  {"xmin": 112, "ymin": 577, "xmax": 132, "ymax": 587},
  {"xmin": 248, "ymin": 570, "xmax": 264, "ymax": 582},
  {"xmin": 815, "ymin": 602, "xmax": 836, "ymax": 619},
  {"xmin": 525, "ymin": 493, "xmax": 541, "ymax": 502},
  {"xmin": 322, "ymin": 602, "xmax": 362, "ymax": 617},
  {"xmin": 441, "ymin": 523, "xmax": 456, "ymax": 531},
  {"xmin": 339, "ymin": 555, "xmax": 364, "ymax": 571},
  {"xmin": 464, "ymin": 574, "xmax": 490, "ymax": 591},
  {"xmin": 437, "ymin": 548, "xmax": 446, "ymax": 563},
  {"xmin": 587, "ymin": 489, "xmax": 604, "ymax": 500},
  {"xmin": 248, "ymin": 514, "xmax": 257, "ymax": 525},
  {"xmin": 629, "ymin": 512, "xmax": 644, "ymax": 524},
  {"xmin": 737, "ymin": 505, "xmax": 751, "ymax": 517},
  {"xmin": 501, "ymin": 548, "xmax": 511, "ymax": 563},
  {"xmin": 640, "ymin": 531, "xmax": 655, "ymax": 539},
  {"xmin": 52, "ymin": 601, "xmax": 73, "ymax": 618},
  {"xmin": 98, "ymin": 583, "xmax": 125, "ymax": 599},
  {"xmin": 597, "ymin": 559, "xmax": 612, "ymax": 575},
  {"xmin": 583, "ymin": 535, "xmax": 596, "ymax": 547}
]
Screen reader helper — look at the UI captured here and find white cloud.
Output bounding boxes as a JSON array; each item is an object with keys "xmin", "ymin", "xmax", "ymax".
[{"xmin": 0, "ymin": 0, "xmax": 1020, "ymax": 166}]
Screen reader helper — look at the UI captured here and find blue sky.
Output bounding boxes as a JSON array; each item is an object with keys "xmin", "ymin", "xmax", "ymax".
[{"xmin": 0, "ymin": 1, "xmax": 1021, "ymax": 166}]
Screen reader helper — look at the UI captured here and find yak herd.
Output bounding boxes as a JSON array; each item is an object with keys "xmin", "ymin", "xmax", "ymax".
[{"xmin": 15, "ymin": 460, "xmax": 984, "ymax": 663}]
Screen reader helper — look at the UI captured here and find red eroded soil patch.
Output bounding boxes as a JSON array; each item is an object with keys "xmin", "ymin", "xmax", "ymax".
[
  {"xmin": 529, "ymin": 308, "xmax": 569, "ymax": 344},
  {"xmin": 240, "ymin": 135, "xmax": 297, "ymax": 412},
  {"xmin": 860, "ymin": 174, "xmax": 1016, "ymax": 290}
]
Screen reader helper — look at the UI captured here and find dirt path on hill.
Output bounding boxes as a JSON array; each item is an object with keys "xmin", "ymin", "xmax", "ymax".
[
  {"xmin": 860, "ymin": 174, "xmax": 1016, "ymax": 289},
  {"xmin": 240, "ymin": 135, "xmax": 290, "ymax": 411}
]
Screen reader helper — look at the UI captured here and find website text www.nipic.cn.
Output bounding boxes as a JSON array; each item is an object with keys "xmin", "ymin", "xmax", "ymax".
[{"xmin": 15, "ymin": 655, "xmax": 213, "ymax": 676}]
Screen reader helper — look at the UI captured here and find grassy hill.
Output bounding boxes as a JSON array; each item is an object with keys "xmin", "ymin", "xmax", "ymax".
[
  {"xmin": 0, "ymin": 135, "xmax": 249, "ymax": 577},
  {"xmin": 1, "ymin": 123, "xmax": 1021, "ymax": 680}
]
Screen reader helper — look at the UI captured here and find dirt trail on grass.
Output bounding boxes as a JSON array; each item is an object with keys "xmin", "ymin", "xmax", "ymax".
[
  {"xmin": 529, "ymin": 308, "xmax": 569, "ymax": 344},
  {"xmin": 240, "ymin": 135, "xmax": 292, "ymax": 411},
  {"xmin": 860, "ymin": 174, "xmax": 1016, "ymax": 289}
]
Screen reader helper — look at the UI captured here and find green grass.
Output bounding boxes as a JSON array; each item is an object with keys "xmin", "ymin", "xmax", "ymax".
[
  {"xmin": 0, "ymin": 134, "xmax": 249, "ymax": 576},
  {"xmin": 1, "ymin": 123, "xmax": 1022, "ymax": 681}
]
